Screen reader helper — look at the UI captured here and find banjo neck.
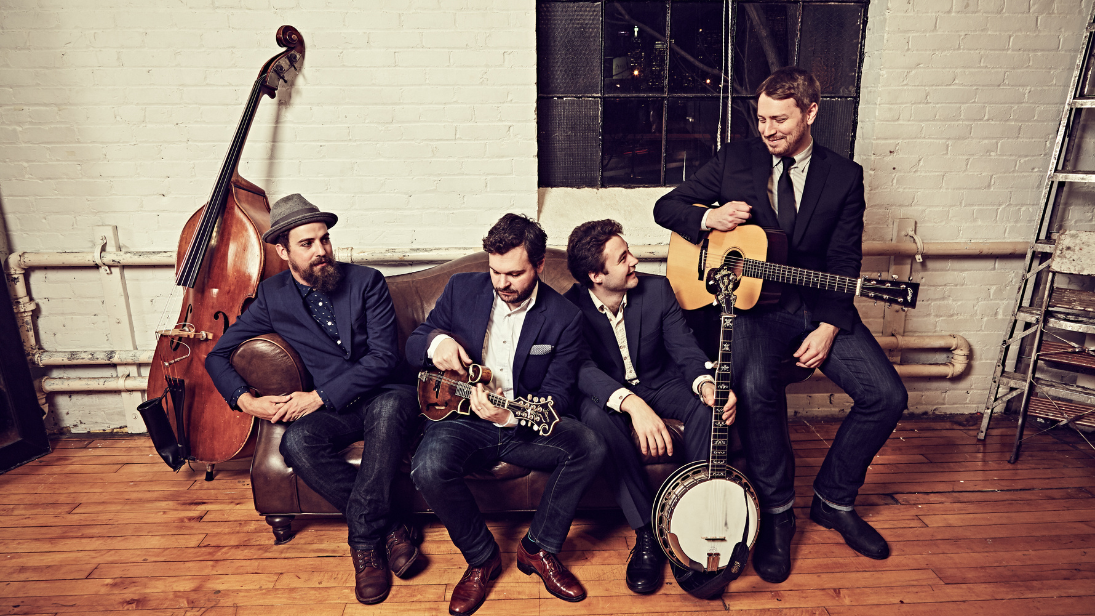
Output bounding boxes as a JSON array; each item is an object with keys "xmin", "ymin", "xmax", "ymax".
[{"xmin": 709, "ymin": 311, "xmax": 734, "ymax": 479}]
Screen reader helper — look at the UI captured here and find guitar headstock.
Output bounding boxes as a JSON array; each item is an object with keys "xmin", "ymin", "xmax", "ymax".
[
  {"xmin": 513, "ymin": 396, "xmax": 560, "ymax": 436},
  {"xmin": 860, "ymin": 277, "xmax": 920, "ymax": 309},
  {"xmin": 258, "ymin": 25, "xmax": 306, "ymax": 98}
]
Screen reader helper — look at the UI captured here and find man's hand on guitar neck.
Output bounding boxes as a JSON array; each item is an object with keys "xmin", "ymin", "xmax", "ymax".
[
  {"xmin": 701, "ymin": 201, "xmax": 752, "ymax": 232},
  {"xmin": 469, "ymin": 384, "xmax": 517, "ymax": 426},
  {"xmin": 701, "ymin": 382, "xmax": 738, "ymax": 425},
  {"xmin": 794, "ymin": 323, "xmax": 839, "ymax": 369}
]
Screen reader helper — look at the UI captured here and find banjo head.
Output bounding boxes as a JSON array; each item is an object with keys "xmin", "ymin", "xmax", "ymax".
[{"xmin": 652, "ymin": 461, "xmax": 760, "ymax": 573}]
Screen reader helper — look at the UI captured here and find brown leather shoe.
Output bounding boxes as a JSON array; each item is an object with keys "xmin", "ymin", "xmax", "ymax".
[
  {"xmin": 515, "ymin": 545, "xmax": 586, "ymax": 602},
  {"xmin": 448, "ymin": 550, "xmax": 503, "ymax": 616},
  {"xmin": 351, "ymin": 548, "xmax": 390, "ymax": 605},
  {"xmin": 385, "ymin": 523, "xmax": 421, "ymax": 578}
]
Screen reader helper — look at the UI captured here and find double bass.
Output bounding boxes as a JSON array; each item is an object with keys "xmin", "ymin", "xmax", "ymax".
[{"xmin": 140, "ymin": 26, "xmax": 305, "ymax": 476}]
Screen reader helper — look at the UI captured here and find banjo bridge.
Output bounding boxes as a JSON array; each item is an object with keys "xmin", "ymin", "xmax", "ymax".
[{"xmin": 702, "ymin": 536, "xmax": 726, "ymax": 541}]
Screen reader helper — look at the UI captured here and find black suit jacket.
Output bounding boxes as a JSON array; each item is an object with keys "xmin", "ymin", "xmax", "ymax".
[
  {"xmin": 654, "ymin": 137, "xmax": 866, "ymax": 331},
  {"xmin": 564, "ymin": 276, "xmax": 712, "ymax": 409},
  {"xmin": 404, "ymin": 273, "xmax": 585, "ymax": 418},
  {"xmin": 206, "ymin": 264, "xmax": 405, "ymax": 412}
]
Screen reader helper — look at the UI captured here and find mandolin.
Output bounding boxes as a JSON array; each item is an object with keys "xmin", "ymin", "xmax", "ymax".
[
  {"xmin": 667, "ymin": 224, "xmax": 920, "ymax": 311},
  {"xmin": 417, "ymin": 365, "xmax": 559, "ymax": 436}
]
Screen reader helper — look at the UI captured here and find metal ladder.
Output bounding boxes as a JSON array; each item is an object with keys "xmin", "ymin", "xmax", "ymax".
[{"xmin": 978, "ymin": 7, "xmax": 1095, "ymax": 462}]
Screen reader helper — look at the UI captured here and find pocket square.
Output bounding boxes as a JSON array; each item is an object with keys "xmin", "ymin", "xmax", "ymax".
[{"xmin": 529, "ymin": 344, "xmax": 554, "ymax": 356}]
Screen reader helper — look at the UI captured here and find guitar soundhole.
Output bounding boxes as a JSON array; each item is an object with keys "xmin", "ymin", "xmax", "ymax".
[{"xmin": 720, "ymin": 249, "xmax": 744, "ymax": 277}]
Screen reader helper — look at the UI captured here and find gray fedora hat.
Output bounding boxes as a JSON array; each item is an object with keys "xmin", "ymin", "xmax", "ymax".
[{"xmin": 262, "ymin": 193, "xmax": 339, "ymax": 244}]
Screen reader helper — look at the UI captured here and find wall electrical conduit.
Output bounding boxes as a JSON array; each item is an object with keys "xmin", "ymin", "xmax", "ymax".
[{"xmin": 7, "ymin": 237, "xmax": 1022, "ymax": 398}]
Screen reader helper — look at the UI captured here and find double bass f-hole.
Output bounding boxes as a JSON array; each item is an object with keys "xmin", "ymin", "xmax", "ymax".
[{"xmin": 213, "ymin": 310, "xmax": 231, "ymax": 335}]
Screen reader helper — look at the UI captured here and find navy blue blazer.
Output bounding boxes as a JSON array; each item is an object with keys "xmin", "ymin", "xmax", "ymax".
[
  {"xmin": 564, "ymin": 276, "xmax": 712, "ymax": 408},
  {"xmin": 404, "ymin": 273, "xmax": 585, "ymax": 418},
  {"xmin": 205, "ymin": 264, "xmax": 404, "ymax": 412},
  {"xmin": 654, "ymin": 137, "xmax": 866, "ymax": 331}
]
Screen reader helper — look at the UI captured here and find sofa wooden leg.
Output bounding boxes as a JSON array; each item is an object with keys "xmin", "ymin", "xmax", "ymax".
[{"xmin": 266, "ymin": 515, "xmax": 296, "ymax": 545}]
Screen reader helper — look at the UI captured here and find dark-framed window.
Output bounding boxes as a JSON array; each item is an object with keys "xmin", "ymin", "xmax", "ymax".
[{"xmin": 537, "ymin": 0, "xmax": 870, "ymax": 188}]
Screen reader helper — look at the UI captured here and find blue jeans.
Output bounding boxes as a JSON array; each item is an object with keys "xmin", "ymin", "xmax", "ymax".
[
  {"xmin": 410, "ymin": 416, "xmax": 605, "ymax": 567},
  {"xmin": 279, "ymin": 385, "xmax": 418, "ymax": 551},
  {"xmin": 578, "ymin": 377, "xmax": 712, "ymax": 529},
  {"xmin": 732, "ymin": 306, "xmax": 907, "ymax": 513}
]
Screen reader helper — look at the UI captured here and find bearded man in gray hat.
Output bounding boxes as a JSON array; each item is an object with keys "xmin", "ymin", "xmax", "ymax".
[{"xmin": 206, "ymin": 194, "xmax": 420, "ymax": 605}]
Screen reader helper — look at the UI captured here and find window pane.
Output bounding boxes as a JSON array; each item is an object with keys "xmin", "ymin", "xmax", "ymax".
[
  {"xmin": 603, "ymin": 97, "xmax": 664, "ymax": 185},
  {"xmin": 798, "ymin": 4, "xmax": 864, "ymax": 96},
  {"xmin": 604, "ymin": 2, "xmax": 668, "ymax": 94},
  {"xmin": 668, "ymin": 2, "xmax": 727, "ymax": 94},
  {"xmin": 538, "ymin": 2, "xmax": 602, "ymax": 96},
  {"xmin": 539, "ymin": 98, "xmax": 602, "ymax": 187},
  {"xmin": 729, "ymin": 97, "xmax": 760, "ymax": 143},
  {"xmin": 733, "ymin": 3, "xmax": 799, "ymax": 96},
  {"xmin": 812, "ymin": 97, "xmax": 857, "ymax": 160},
  {"xmin": 665, "ymin": 98, "xmax": 721, "ymax": 184}
]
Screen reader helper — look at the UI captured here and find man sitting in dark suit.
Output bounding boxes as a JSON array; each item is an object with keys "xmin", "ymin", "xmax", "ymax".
[
  {"xmin": 563, "ymin": 219, "xmax": 736, "ymax": 594},
  {"xmin": 406, "ymin": 213, "xmax": 604, "ymax": 616},
  {"xmin": 205, "ymin": 194, "xmax": 420, "ymax": 606},
  {"xmin": 654, "ymin": 67, "xmax": 908, "ymax": 584}
]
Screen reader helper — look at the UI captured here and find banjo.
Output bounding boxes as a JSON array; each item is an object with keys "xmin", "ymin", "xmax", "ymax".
[{"xmin": 652, "ymin": 265, "xmax": 760, "ymax": 581}]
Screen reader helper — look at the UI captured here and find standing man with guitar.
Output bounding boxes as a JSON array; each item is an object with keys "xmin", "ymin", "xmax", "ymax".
[
  {"xmin": 205, "ymin": 194, "xmax": 421, "ymax": 605},
  {"xmin": 406, "ymin": 213, "xmax": 604, "ymax": 616},
  {"xmin": 564, "ymin": 219, "xmax": 737, "ymax": 594},
  {"xmin": 654, "ymin": 68, "xmax": 908, "ymax": 583}
]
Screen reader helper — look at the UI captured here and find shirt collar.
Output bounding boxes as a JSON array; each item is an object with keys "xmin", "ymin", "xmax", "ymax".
[
  {"xmin": 494, "ymin": 279, "xmax": 539, "ymax": 316},
  {"xmin": 588, "ymin": 288, "xmax": 627, "ymax": 316},
  {"xmin": 292, "ymin": 276, "xmax": 313, "ymax": 298},
  {"xmin": 771, "ymin": 138, "xmax": 814, "ymax": 169}
]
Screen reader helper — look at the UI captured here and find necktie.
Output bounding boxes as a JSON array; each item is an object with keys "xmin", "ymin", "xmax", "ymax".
[{"xmin": 778, "ymin": 156, "xmax": 796, "ymax": 236}]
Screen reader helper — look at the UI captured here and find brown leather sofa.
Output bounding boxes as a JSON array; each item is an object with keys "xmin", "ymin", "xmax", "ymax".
[{"xmin": 238, "ymin": 249, "xmax": 712, "ymax": 544}]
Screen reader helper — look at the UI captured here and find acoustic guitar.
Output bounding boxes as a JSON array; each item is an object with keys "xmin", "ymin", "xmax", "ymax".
[{"xmin": 666, "ymin": 224, "xmax": 920, "ymax": 311}]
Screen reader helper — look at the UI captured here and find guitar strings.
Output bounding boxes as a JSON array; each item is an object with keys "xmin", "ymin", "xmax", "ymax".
[{"xmin": 713, "ymin": 255, "xmax": 860, "ymax": 292}]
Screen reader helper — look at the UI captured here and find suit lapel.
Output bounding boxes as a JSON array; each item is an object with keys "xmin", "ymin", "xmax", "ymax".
[
  {"xmin": 794, "ymin": 146, "xmax": 830, "ymax": 245},
  {"xmin": 513, "ymin": 287, "xmax": 546, "ymax": 389},
  {"xmin": 623, "ymin": 285, "xmax": 643, "ymax": 373},
  {"xmin": 468, "ymin": 280, "xmax": 495, "ymax": 362},
  {"xmin": 579, "ymin": 290, "xmax": 626, "ymax": 377},
  {"xmin": 283, "ymin": 275, "xmax": 325, "ymax": 339}
]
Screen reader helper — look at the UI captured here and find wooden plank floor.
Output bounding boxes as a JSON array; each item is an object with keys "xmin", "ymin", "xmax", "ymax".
[{"xmin": 2, "ymin": 416, "xmax": 1095, "ymax": 615}]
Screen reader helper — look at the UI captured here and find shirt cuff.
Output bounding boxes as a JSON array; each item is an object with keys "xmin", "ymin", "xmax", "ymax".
[
  {"xmin": 493, "ymin": 410, "xmax": 519, "ymax": 428},
  {"xmin": 427, "ymin": 333, "xmax": 453, "ymax": 360},
  {"xmin": 608, "ymin": 387, "xmax": 633, "ymax": 412},
  {"xmin": 692, "ymin": 374, "xmax": 715, "ymax": 396},
  {"xmin": 227, "ymin": 385, "xmax": 251, "ymax": 411},
  {"xmin": 700, "ymin": 209, "xmax": 712, "ymax": 232},
  {"xmin": 316, "ymin": 388, "xmax": 335, "ymax": 411}
]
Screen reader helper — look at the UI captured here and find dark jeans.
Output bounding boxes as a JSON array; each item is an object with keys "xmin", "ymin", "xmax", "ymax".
[
  {"xmin": 733, "ymin": 306, "xmax": 907, "ymax": 513},
  {"xmin": 410, "ymin": 416, "xmax": 605, "ymax": 567},
  {"xmin": 279, "ymin": 385, "xmax": 418, "ymax": 551},
  {"xmin": 578, "ymin": 378, "xmax": 712, "ymax": 529}
]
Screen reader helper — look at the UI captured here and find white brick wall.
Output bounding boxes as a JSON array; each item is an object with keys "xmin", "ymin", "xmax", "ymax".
[{"xmin": 1, "ymin": 0, "xmax": 1092, "ymax": 431}]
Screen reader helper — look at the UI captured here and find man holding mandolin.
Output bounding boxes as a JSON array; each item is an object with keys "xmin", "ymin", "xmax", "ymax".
[
  {"xmin": 205, "ymin": 194, "xmax": 421, "ymax": 606},
  {"xmin": 654, "ymin": 68, "xmax": 908, "ymax": 584},
  {"xmin": 406, "ymin": 213, "xmax": 604, "ymax": 616}
]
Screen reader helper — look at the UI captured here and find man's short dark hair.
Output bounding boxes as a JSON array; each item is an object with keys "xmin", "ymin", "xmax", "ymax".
[
  {"xmin": 567, "ymin": 219, "xmax": 623, "ymax": 288},
  {"xmin": 482, "ymin": 213, "xmax": 547, "ymax": 266},
  {"xmin": 756, "ymin": 67, "xmax": 821, "ymax": 115}
]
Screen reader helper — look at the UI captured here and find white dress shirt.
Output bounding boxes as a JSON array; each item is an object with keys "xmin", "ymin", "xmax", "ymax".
[{"xmin": 588, "ymin": 289, "xmax": 714, "ymax": 412}]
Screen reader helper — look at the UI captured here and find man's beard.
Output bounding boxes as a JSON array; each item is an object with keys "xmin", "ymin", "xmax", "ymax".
[
  {"xmin": 296, "ymin": 257, "xmax": 342, "ymax": 294},
  {"xmin": 495, "ymin": 278, "xmax": 537, "ymax": 305}
]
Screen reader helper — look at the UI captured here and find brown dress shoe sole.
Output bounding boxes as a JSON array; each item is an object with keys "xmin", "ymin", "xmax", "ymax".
[{"xmin": 516, "ymin": 560, "xmax": 587, "ymax": 602}]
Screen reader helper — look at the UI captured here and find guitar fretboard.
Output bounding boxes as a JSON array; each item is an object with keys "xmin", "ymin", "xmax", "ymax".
[
  {"xmin": 722, "ymin": 256, "xmax": 860, "ymax": 295},
  {"xmin": 427, "ymin": 373, "xmax": 522, "ymax": 413}
]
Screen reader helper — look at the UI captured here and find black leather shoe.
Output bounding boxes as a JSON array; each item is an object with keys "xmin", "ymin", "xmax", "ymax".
[
  {"xmin": 752, "ymin": 509, "xmax": 795, "ymax": 583},
  {"xmin": 810, "ymin": 497, "xmax": 889, "ymax": 560},
  {"xmin": 625, "ymin": 527, "xmax": 665, "ymax": 594}
]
